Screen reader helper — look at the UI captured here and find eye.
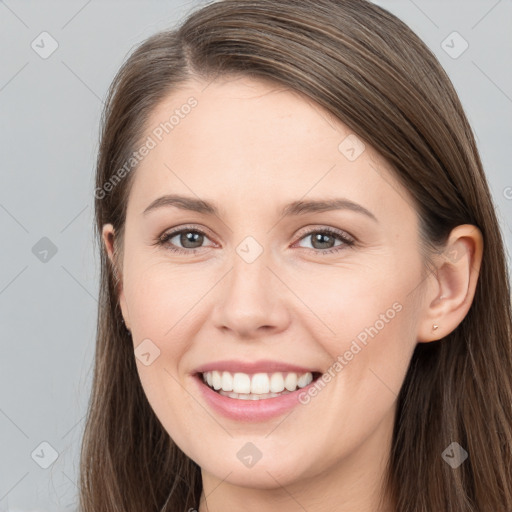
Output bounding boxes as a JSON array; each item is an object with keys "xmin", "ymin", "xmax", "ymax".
[
  {"xmin": 293, "ymin": 227, "xmax": 355, "ymax": 255},
  {"xmin": 153, "ymin": 225, "xmax": 355, "ymax": 256},
  {"xmin": 154, "ymin": 225, "xmax": 215, "ymax": 255}
]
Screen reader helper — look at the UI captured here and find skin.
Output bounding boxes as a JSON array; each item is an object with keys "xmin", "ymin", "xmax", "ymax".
[{"xmin": 102, "ymin": 75, "xmax": 483, "ymax": 512}]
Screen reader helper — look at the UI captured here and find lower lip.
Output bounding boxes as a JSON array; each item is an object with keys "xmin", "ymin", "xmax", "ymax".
[{"xmin": 193, "ymin": 374, "xmax": 318, "ymax": 422}]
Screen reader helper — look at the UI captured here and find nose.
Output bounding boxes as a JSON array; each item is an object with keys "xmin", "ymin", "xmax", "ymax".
[{"xmin": 211, "ymin": 251, "xmax": 291, "ymax": 339}]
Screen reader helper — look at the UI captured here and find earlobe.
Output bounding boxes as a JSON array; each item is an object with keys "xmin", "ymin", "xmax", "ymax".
[{"xmin": 417, "ymin": 224, "xmax": 483, "ymax": 343}]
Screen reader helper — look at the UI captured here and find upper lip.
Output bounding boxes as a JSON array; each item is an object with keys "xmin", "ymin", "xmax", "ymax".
[{"xmin": 194, "ymin": 359, "xmax": 320, "ymax": 375}]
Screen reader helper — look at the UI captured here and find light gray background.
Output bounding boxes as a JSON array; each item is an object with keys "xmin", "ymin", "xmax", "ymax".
[{"xmin": 1, "ymin": 1, "xmax": 511, "ymax": 510}]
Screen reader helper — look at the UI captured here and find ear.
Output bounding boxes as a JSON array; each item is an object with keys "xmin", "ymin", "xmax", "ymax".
[
  {"xmin": 416, "ymin": 224, "xmax": 483, "ymax": 343},
  {"xmin": 101, "ymin": 223, "xmax": 131, "ymax": 331}
]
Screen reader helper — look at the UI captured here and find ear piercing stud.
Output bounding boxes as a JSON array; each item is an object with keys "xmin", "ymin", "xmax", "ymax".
[{"xmin": 433, "ymin": 295, "xmax": 444, "ymax": 331}]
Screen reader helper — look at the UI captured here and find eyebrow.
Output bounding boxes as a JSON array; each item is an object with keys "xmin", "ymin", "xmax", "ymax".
[{"xmin": 142, "ymin": 194, "xmax": 378, "ymax": 222}]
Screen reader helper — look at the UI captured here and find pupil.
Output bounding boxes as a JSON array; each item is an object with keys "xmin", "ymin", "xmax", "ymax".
[{"xmin": 181, "ymin": 231, "xmax": 203, "ymax": 248}]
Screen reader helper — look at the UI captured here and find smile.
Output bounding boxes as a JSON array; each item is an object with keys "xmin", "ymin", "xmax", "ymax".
[
  {"xmin": 193, "ymin": 363, "xmax": 323, "ymax": 421},
  {"xmin": 201, "ymin": 370, "xmax": 316, "ymax": 400}
]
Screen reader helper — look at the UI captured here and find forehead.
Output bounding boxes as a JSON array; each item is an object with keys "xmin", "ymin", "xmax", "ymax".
[
  {"xmin": 146, "ymin": 75, "xmax": 343, "ymax": 154},
  {"xmin": 127, "ymin": 75, "xmax": 413, "ymax": 225}
]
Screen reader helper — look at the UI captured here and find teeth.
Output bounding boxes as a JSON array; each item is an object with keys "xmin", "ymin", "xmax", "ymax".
[
  {"xmin": 284, "ymin": 372, "xmax": 297, "ymax": 391},
  {"xmin": 270, "ymin": 372, "xmax": 285, "ymax": 392},
  {"xmin": 202, "ymin": 370, "xmax": 314, "ymax": 395},
  {"xmin": 221, "ymin": 371, "xmax": 233, "ymax": 391},
  {"xmin": 297, "ymin": 373, "xmax": 312, "ymax": 388},
  {"xmin": 218, "ymin": 389, "xmax": 292, "ymax": 400},
  {"xmin": 233, "ymin": 373, "xmax": 251, "ymax": 394},
  {"xmin": 251, "ymin": 373, "xmax": 270, "ymax": 394},
  {"xmin": 212, "ymin": 371, "xmax": 222, "ymax": 390}
]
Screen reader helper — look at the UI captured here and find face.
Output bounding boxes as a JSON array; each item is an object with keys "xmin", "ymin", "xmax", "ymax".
[{"xmin": 103, "ymin": 75, "xmax": 433, "ymax": 502}]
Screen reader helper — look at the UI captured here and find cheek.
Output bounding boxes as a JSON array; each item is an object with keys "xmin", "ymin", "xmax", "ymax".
[
  {"xmin": 290, "ymin": 261, "xmax": 418, "ymax": 400},
  {"xmin": 124, "ymin": 259, "xmax": 208, "ymax": 342},
  {"xmin": 123, "ymin": 257, "xmax": 241, "ymax": 423},
  {"xmin": 289, "ymin": 261, "xmax": 410, "ymax": 342}
]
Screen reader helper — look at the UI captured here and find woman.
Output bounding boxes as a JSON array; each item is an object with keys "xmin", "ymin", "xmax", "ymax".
[{"xmin": 82, "ymin": 0, "xmax": 512, "ymax": 510}]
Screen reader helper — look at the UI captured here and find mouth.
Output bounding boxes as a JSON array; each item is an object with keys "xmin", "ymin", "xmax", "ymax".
[{"xmin": 197, "ymin": 370, "xmax": 323, "ymax": 400}]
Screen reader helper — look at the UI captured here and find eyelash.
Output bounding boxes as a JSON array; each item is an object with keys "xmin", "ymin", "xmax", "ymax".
[{"xmin": 153, "ymin": 224, "xmax": 355, "ymax": 256}]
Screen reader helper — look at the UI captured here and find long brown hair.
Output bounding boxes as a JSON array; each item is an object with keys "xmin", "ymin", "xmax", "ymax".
[{"xmin": 82, "ymin": 0, "xmax": 512, "ymax": 510}]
